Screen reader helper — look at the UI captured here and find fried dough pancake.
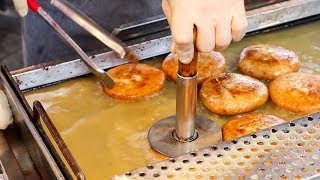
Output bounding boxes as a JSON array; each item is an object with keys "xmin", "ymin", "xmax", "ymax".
[
  {"xmin": 239, "ymin": 44, "xmax": 300, "ymax": 80},
  {"xmin": 222, "ymin": 114, "xmax": 285, "ymax": 141},
  {"xmin": 269, "ymin": 72, "xmax": 320, "ymax": 114},
  {"xmin": 200, "ymin": 73, "xmax": 268, "ymax": 115},
  {"xmin": 162, "ymin": 52, "xmax": 226, "ymax": 84},
  {"xmin": 103, "ymin": 63, "xmax": 166, "ymax": 101}
]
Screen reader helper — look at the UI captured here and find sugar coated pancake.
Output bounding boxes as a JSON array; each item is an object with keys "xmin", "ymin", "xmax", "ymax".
[
  {"xmin": 162, "ymin": 52, "xmax": 226, "ymax": 84},
  {"xmin": 239, "ymin": 44, "xmax": 300, "ymax": 80},
  {"xmin": 269, "ymin": 72, "xmax": 320, "ymax": 114},
  {"xmin": 200, "ymin": 73, "xmax": 268, "ymax": 115},
  {"xmin": 222, "ymin": 113, "xmax": 285, "ymax": 141},
  {"xmin": 103, "ymin": 63, "xmax": 166, "ymax": 101}
]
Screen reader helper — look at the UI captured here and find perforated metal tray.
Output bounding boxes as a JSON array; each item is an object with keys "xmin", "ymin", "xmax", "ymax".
[{"xmin": 113, "ymin": 112, "xmax": 320, "ymax": 179}]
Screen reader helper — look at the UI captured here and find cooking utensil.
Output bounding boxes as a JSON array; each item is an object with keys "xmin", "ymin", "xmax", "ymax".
[
  {"xmin": 49, "ymin": 0, "xmax": 139, "ymax": 63},
  {"xmin": 27, "ymin": 0, "xmax": 115, "ymax": 89},
  {"xmin": 148, "ymin": 33, "xmax": 222, "ymax": 157}
]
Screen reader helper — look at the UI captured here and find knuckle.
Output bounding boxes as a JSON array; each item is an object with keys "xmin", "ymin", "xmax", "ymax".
[
  {"xmin": 173, "ymin": 34, "xmax": 192, "ymax": 46},
  {"xmin": 197, "ymin": 44, "xmax": 213, "ymax": 53}
]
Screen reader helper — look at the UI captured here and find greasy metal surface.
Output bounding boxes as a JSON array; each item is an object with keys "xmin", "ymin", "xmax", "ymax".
[
  {"xmin": 112, "ymin": 0, "xmax": 289, "ymax": 40},
  {"xmin": 13, "ymin": 0, "xmax": 320, "ymax": 91},
  {"xmin": 37, "ymin": 7, "xmax": 115, "ymax": 89},
  {"xmin": 0, "ymin": 66, "xmax": 65, "ymax": 179},
  {"xmin": 175, "ymin": 74, "xmax": 197, "ymax": 140},
  {"xmin": 23, "ymin": 20, "xmax": 320, "ymax": 179},
  {"xmin": 244, "ymin": 0, "xmax": 288, "ymax": 10},
  {"xmin": 148, "ymin": 116, "xmax": 222, "ymax": 158},
  {"xmin": 51, "ymin": 0, "xmax": 128, "ymax": 59},
  {"xmin": 33, "ymin": 101, "xmax": 86, "ymax": 180},
  {"xmin": 115, "ymin": 112, "xmax": 320, "ymax": 179},
  {"xmin": 0, "ymin": 160, "xmax": 9, "ymax": 180},
  {"xmin": 4, "ymin": 126, "xmax": 41, "ymax": 179},
  {"xmin": 0, "ymin": 130, "xmax": 25, "ymax": 179},
  {"xmin": 246, "ymin": 0, "xmax": 320, "ymax": 32}
]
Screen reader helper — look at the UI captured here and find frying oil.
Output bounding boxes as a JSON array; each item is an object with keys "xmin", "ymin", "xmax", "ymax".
[{"xmin": 25, "ymin": 21, "xmax": 320, "ymax": 179}]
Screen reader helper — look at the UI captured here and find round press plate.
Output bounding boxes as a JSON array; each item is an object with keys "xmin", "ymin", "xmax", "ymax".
[{"xmin": 148, "ymin": 115, "xmax": 222, "ymax": 157}]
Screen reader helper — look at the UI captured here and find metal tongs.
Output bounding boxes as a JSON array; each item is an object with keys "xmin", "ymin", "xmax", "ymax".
[{"xmin": 26, "ymin": 0, "xmax": 139, "ymax": 89}]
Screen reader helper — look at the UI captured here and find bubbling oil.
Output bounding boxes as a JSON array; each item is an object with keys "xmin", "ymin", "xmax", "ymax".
[{"xmin": 25, "ymin": 21, "xmax": 320, "ymax": 179}]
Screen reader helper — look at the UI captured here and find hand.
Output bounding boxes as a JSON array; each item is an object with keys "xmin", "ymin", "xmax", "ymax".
[
  {"xmin": 162, "ymin": 0, "xmax": 247, "ymax": 64},
  {"xmin": 12, "ymin": 0, "xmax": 28, "ymax": 16}
]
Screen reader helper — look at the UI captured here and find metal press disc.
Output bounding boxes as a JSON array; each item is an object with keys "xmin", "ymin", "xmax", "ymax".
[{"xmin": 148, "ymin": 115, "xmax": 222, "ymax": 157}]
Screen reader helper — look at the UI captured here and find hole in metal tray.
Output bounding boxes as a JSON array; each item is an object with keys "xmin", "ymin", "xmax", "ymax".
[{"xmin": 115, "ymin": 112, "xmax": 320, "ymax": 179}]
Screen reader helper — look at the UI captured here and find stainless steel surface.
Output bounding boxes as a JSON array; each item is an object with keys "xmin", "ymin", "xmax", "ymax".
[
  {"xmin": 12, "ymin": 0, "xmax": 320, "ymax": 91},
  {"xmin": 13, "ymin": 35, "xmax": 171, "ymax": 91},
  {"xmin": 244, "ymin": 0, "xmax": 287, "ymax": 10},
  {"xmin": 246, "ymin": 0, "xmax": 320, "ymax": 32},
  {"xmin": 117, "ymin": 112, "xmax": 320, "ymax": 179},
  {"xmin": 0, "ymin": 160, "xmax": 9, "ymax": 180},
  {"xmin": 0, "ymin": 66, "xmax": 65, "ymax": 179},
  {"xmin": 148, "ymin": 116, "xmax": 222, "ymax": 157},
  {"xmin": 175, "ymin": 74, "xmax": 197, "ymax": 141},
  {"xmin": 33, "ymin": 101, "xmax": 85, "ymax": 180},
  {"xmin": 0, "ymin": 131, "xmax": 24, "ymax": 179},
  {"xmin": 4, "ymin": 126, "xmax": 41, "ymax": 179},
  {"xmin": 37, "ymin": 7, "xmax": 115, "ymax": 89},
  {"xmin": 50, "ymin": 0, "xmax": 128, "ymax": 60},
  {"xmin": 113, "ymin": 0, "xmax": 320, "ymax": 41}
]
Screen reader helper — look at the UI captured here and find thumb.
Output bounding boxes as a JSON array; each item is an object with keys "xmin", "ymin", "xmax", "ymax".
[{"xmin": 12, "ymin": 0, "xmax": 28, "ymax": 17}]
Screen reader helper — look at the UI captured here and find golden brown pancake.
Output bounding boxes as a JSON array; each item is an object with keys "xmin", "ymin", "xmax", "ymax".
[
  {"xmin": 103, "ymin": 63, "xmax": 166, "ymax": 101},
  {"xmin": 200, "ymin": 73, "xmax": 268, "ymax": 115},
  {"xmin": 239, "ymin": 44, "xmax": 300, "ymax": 80},
  {"xmin": 162, "ymin": 52, "xmax": 226, "ymax": 84},
  {"xmin": 269, "ymin": 72, "xmax": 320, "ymax": 114},
  {"xmin": 222, "ymin": 114, "xmax": 285, "ymax": 141}
]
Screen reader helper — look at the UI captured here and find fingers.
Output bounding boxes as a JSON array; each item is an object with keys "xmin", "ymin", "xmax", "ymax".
[
  {"xmin": 195, "ymin": 23, "xmax": 214, "ymax": 53},
  {"xmin": 231, "ymin": 5, "xmax": 248, "ymax": 42},
  {"xmin": 171, "ymin": 42, "xmax": 176, "ymax": 54},
  {"xmin": 162, "ymin": 0, "xmax": 172, "ymax": 26},
  {"xmin": 214, "ymin": 21, "xmax": 232, "ymax": 52},
  {"xmin": 171, "ymin": 12, "xmax": 194, "ymax": 64},
  {"xmin": 13, "ymin": 0, "xmax": 28, "ymax": 17}
]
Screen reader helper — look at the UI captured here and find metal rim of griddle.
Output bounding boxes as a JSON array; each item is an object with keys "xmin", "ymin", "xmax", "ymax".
[
  {"xmin": 148, "ymin": 115, "xmax": 222, "ymax": 157},
  {"xmin": 115, "ymin": 112, "xmax": 320, "ymax": 179},
  {"xmin": 0, "ymin": 65, "xmax": 85, "ymax": 179}
]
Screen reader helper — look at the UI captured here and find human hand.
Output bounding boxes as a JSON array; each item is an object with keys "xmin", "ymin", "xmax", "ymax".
[
  {"xmin": 162, "ymin": 0, "xmax": 247, "ymax": 64},
  {"xmin": 12, "ymin": 0, "xmax": 28, "ymax": 16}
]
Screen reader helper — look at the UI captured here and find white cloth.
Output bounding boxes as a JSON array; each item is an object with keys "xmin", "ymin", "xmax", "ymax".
[
  {"xmin": 0, "ymin": 90, "xmax": 13, "ymax": 130},
  {"xmin": 162, "ymin": 0, "xmax": 248, "ymax": 64}
]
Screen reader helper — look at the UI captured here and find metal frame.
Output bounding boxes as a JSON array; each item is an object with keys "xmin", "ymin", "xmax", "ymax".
[
  {"xmin": 33, "ymin": 101, "xmax": 85, "ymax": 180},
  {"xmin": 113, "ymin": 112, "xmax": 320, "ymax": 179},
  {"xmin": 0, "ymin": 65, "xmax": 85, "ymax": 179},
  {"xmin": 11, "ymin": 0, "xmax": 320, "ymax": 91},
  {"xmin": 0, "ymin": 66, "xmax": 65, "ymax": 179}
]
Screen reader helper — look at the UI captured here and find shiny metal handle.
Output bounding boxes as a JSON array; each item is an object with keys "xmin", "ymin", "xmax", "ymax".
[
  {"xmin": 175, "ymin": 74, "xmax": 198, "ymax": 141},
  {"xmin": 37, "ymin": 8, "xmax": 115, "ymax": 89},
  {"xmin": 175, "ymin": 46, "xmax": 198, "ymax": 141},
  {"xmin": 50, "ymin": 0, "xmax": 127, "ymax": 59}
]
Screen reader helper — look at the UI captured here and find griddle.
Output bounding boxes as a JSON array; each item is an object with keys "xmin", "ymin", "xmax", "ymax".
[{"xmin": 1, "ymin": 0, "xmax": 320, "ymax": 179}]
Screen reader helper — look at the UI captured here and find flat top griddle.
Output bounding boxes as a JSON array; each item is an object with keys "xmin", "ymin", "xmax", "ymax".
[
  {"xmin": 3, "ymin": 0, "xmax": 320, "ymax": 179},
  {"xmin": 24, "ymin": 20, "xmax": 320, "ymax": 179}
]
